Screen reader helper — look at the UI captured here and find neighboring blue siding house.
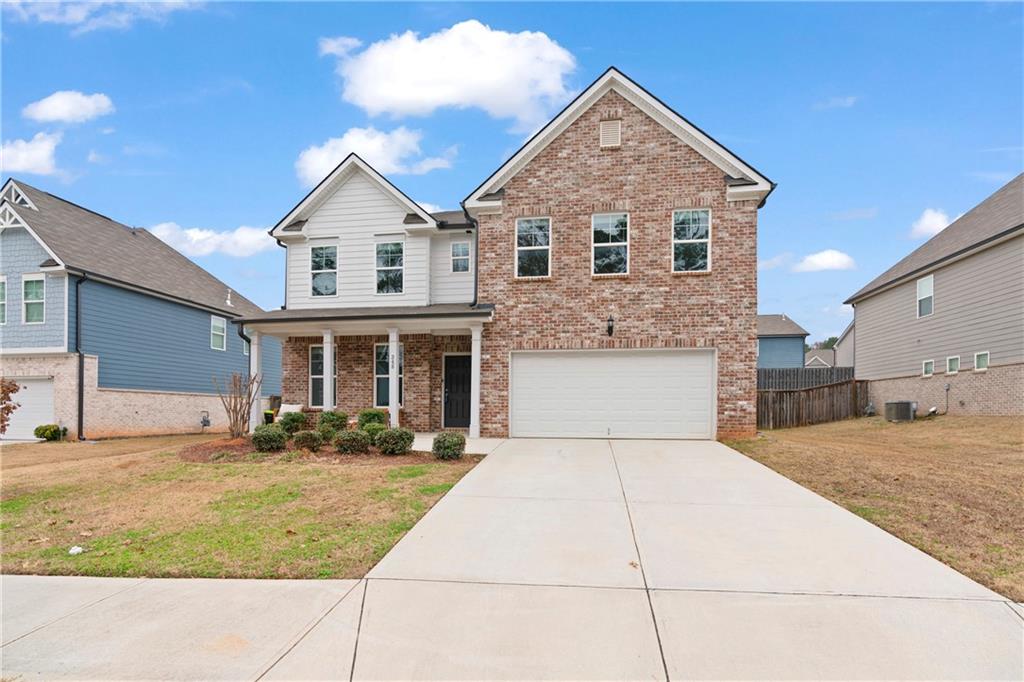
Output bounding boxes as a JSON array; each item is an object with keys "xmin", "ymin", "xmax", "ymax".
[
  {"xmin": 0, "ymin": 178, "xmax": 280, "ymax": 440},
  {"xmin": 757, "ymin": 314, "xmax": 809, "ymax": 368}
]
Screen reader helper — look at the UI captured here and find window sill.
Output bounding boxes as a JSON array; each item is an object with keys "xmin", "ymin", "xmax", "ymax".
[
  {"xmin": 672, "ymin": 270, "xmax": 712, "ymax": 276},
  {"xmin": 513, "ymin": 276, "xmax": 552, "ymax": 282},
  {"xmin": 592, "ymin": 273, "xmax": 629, "ymax": 280}
]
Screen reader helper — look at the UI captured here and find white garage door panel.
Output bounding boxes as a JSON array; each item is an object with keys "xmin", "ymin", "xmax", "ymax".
[
  {"xmin": 511, "ymin": 350, "xmax": 714, "ymax": 439},
  {"xmin": 3, "ymin": 377, "xmax": 55, "ymax": 440}
]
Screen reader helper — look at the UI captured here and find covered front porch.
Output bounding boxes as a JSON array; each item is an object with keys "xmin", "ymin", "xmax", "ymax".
[{"xmin": 239, "ymin": 304, "xmax": 493, "ymax": 437}]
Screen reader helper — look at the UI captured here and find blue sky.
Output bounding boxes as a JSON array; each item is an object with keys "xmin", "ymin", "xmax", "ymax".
[{"xmin": 3, "ymin": 2, "xmax": 1021, "ymax": 341}]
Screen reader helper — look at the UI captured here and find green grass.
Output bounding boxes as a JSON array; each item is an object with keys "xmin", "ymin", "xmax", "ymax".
[
  {"xmin": 417, "ymin": 483, "xmax": 454, "ymax": 496},
  {"xmin": 387, "ymin": 464, "xmax": 432, "ymax": 481}
]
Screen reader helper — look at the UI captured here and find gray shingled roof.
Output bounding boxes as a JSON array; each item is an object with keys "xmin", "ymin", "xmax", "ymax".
[
  {"xmin": 846, "ymin": 174, "xmax": 1024, "ymax": 303},
  {"xmin": 805, "ymin": 348, "xmax": 835, "ymax": 366},
  {"xmin": 9, "ymin": 180, "xmax": 264, "ymax": 317},
  {"xmin": 235, "ymin": 303, "xmax": 493, "ymax": 324},
  {"xmin": 757, "ymin": 314, "xmax": 809, "ymax": 337}
]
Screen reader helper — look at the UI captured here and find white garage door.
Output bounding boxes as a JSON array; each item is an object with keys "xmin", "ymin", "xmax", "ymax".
[
  {"xmin": 510, "ymin": 350, "xmax": 715, "ymax": 439},
  {"xmin": 3, "ymin": 377, "xmax": 55, "ymax": 440}
]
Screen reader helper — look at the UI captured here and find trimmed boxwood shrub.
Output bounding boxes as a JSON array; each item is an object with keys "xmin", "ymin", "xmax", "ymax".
[
  {"xmin": 357, "ymin": 408, "xmax": 387, "ymax": 429},
  {"xmin": 252, "ymin": 424, "xmax": 287, "ymax": 452},
  {"xmin": 376, "ymin": 427, "xmax": 415, "ymax": 456},
  {"xmin": 33, "ymin": 424, "xmax": 65, "ymax": 441},
  {"xmin": 361, "ymin": 422, "xmax": 386, "ymax": 444},
  {"xmin": 318, "ymin": 410, "xmax": 348, "ymax": 432},
  {"xmin": 316, "ymin": 423, "xmax": 337, "ymax": 444},
  {"xmin": 292, "ymin": 430, "xmax": 323, "ymax": 452},
  {"xmin": 334, "ymin": 429, "xmax": 371, "ymax": 454},
  {"xmin": 278, "ymin": 411, "xmax": 307, "ymax": 436},
  {"xmin": 432, "ymin": 432, "xmax": 466, "ymax": 460}
]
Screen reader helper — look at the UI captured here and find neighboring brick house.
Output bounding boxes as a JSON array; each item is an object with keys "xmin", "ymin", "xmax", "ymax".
[
  {"xmin": 239, "ymin": 68, "xmax": 773, "ymax": 439},
  {"xmin": 0, "ymin": 179, "xmax": 280, "ymax": 440},
  {"xmin": 845, "ymin": 174, "xmax": 1023, "ymax": 415}
]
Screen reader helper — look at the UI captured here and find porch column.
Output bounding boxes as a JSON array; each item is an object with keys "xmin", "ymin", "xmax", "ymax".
[
  {"xmin": 247, "ymin": 330, "xmax": 261, "ymax": 434},
  {"xmin": 322, "ymin": 329, "xmax": 335, "ymax": 410},
  {"xmin": 387, "ymin": 327, "xmax": 400, "ymax": 427},
  {"xmin": 469, "ymin": 324, "xmax": 482, "ymax": 438}
]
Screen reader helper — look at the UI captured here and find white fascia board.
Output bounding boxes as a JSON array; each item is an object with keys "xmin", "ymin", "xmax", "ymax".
[
  {"xmin": 465, "ymin": 68, "xmax": 772, "ymax": 209},
  {"xmin": 0, "ymin": 179, "xmax": 39, "ymax": 211}
]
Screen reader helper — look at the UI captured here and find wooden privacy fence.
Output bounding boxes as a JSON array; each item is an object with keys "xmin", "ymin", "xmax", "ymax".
[
  {"xmin": 758, "ymin": 366, "xmax": 854, "ymax": 390},
  {"xmin": 757, "ymin": 379, "xmax": 870, "ymax": 430}
]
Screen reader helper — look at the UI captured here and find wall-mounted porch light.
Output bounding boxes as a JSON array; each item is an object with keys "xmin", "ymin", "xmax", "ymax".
[{"xmin": 607, "ymin": 316, "xmax": 615, "ymax": 337}]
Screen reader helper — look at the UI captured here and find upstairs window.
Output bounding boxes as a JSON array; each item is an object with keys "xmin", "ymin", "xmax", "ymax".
[
  {"xmin": 210, "ymin": 315, "xmax": 226, "ymax": 351},
  {"xmin": 592, "ymin": 213, "xmax": 629, "ymax": 275},
  {"xmin": 374, "ymin": 343, "xmax": 404, "ymax": 407},
  {"xmin": 515, "ymin": 218, "xmax": 550, "ymax": 278},
  {"xmin": 946, "ymin": 356, "xmax": 959, "ymax": 374},
  {"xmin": 673, "ymin": 209, "xmax": 711, "ymax": 272},
  {"xmin": 922, "ymin": 359, "xmax": 934, "ymax": 377},
  {"xmin": 916, "ymin": 275, "xmax": 934, "ymax": 318},
  {"xmin": 310, "ymin": 245, "xmax": 338, "ymax": 297},
  {"xmin": 974, "ymin": 351, "xmax": 989, "ymax": 371},
  {"xmin": 0, "ymin": 277, "xmax": 6, "ymax": 325},
  {"xmin": 22, "ymin": 274, "xmax": 44, "ymax": 324},
  {"xmin": 451, "ymin": 241, "xmax": 471, "ymax": 273},
  {"xmin": 376, "ymin": 242, "xmax": 404, "ymax": 294}
]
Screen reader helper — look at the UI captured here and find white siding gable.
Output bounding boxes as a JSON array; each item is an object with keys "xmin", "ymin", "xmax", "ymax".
[
  {"xmin": 285, "ymin": 171, "xmax": 429, "ymax": 308},
  {"xmin": 430, "ymin": 233, "xmax": 474, "ymax": 304}
]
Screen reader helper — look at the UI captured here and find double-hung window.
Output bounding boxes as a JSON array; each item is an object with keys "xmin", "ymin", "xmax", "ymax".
[
  {"xmin": 451, "ymin": 241, "xmax": 470, "ymax": 273},
  {"xmin": 916, "ymin": 275, "xmax": 933, "ymax": 318},
  {"xmin": 376, "ymin": 242, "xmax": 404, "ymax": 294},
  {"xmin": 374, "ymin": 343, "xmax": 403, "ymax": 407},
  {"xmin": 310, "ymin": 245, "xmax": 338, "ymax": 297},
  {"xmin": 672, "ymin": 209, "xmax": 710, "ymax": 272},
  {"xmin": 210, "ymin": 315, "xmax": 227, "ymax": 351},
  {"xmin": 515, "ymin": 218, "xmax": 550, "ymax": 277},
  {"xmin": 308, "ymin": 345, "xmax": 338, "ymax": 408},
  {"xmin": 0, "ymin": 276, "xmax": 6, "ymax": 325},
  {"xmin": 22, "ymin": 274, "xmax": 44, "ymax": 324},
  {"xmin": 592, "ymin": 213, "xmax": 629, "ymax": 275}
]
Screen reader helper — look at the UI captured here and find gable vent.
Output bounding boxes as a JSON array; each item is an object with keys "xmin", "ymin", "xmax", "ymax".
[{"xmin": 599, "ymin": 119, "xmax": 621, "ymax": 148}]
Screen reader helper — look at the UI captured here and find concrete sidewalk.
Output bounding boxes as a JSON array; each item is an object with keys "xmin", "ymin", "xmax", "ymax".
[{"xmin": 3, "ymin": 439, "xmax": 1022, "ymax": 680}]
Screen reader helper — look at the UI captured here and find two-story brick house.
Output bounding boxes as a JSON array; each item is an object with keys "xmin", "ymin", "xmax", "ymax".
[{"xmin": 239, "ymin": 68, "xmax": 773, "ymax": 439}]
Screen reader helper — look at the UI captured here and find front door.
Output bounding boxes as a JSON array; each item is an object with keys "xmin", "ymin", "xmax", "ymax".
[{"xmin": 443, "ymin": 355, "xmax": 471, "ymax": 428}]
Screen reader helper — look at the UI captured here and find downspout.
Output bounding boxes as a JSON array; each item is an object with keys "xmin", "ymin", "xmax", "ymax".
[
  {"xmin": 460, "ymin": 200, "xmax": 479, "ymax": 307},
  {"xmin": 75, "ymin": 274, "xmax": 87, "ymax": 440}
]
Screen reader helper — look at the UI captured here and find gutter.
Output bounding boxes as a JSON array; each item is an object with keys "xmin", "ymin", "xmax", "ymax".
[
  {"xmin": 234, "ymin": 308, "xmax": 495, "ymax": 325},
  {"xmin": 74, "ymin": 274, "xmax": 87, "ymax": 440},
  {"xmin": 63, "ymin": 266, "xmax": 245, "ymax": 319},
  {"xmin": 460, "ymin": 200, "xmax": 480, "ymax": 307}
]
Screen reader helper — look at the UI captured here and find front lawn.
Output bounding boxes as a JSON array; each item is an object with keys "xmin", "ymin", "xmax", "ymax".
[
  {"xmin": 0, "ymin": 436, "xmax": 479, "ymax": 579},
  {"xmin": 727, "ymin": 416, "xmax": 1024, "ymax": 601}
]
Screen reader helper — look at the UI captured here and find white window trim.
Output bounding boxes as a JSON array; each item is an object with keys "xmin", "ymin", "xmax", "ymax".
[
  {"xmin": 373, "ymin": 342, "xmax": 404, "ymax": 408},
  {"xmin": 514, "ymin": 217, "xmax": 552, "ymax": 279},
  {"xmin": 591, "ymin": 212, "xmax": 630, "ymax": 276},
  {"xmin": 243, "ymin": 338, "xmax": 250, "ymax": 356},
  {"xmin": 451, "ymin": 240, "xmax": 472, "ymax": 274},
  {"xmin": 210, "ymin": 315, "xmax": 227, "ymax": 351},
  {"xmin": 946, "ymin": 355, "xmax": 959, "ymax": 375},
  {"xmin": 671, "ymin": 208, "xmax": 712, "ymax": 273},
  {"xmin": 375, "ymin": 240, "xmax": 405, "ymax": 296},
  {"xmin": 0, "ymin": 275, "xmax": 6, "ymax": 325},
  {"xmin": 310, "ymin": 243, "xmax": 339, "ymax": 298},
  {"xmin": 21, "ymin": 273, "xmax": 45, "ymax": 325},
  {"xmin": 916, "ymin": 274, "xmax": 934, "ymax": 319},
  {"xmin": 921, "ymin": 359, "xmax": 934, "ymax": 377},
  {"xmin": 974, "ymin": 351, "xmax": 990, "ymax": 372}
]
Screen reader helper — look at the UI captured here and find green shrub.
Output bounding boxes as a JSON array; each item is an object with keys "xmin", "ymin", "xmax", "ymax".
[
  {"xmin": 252, "ymin": 424, "xmax": 287, "ymax": 452},
  {"xmin": 361, "ymin": 422, "xmax": 386, "ymax": 444},
  {"xmin": 33, "ymin": 424, "xmax": 64, "ymax": 441},
  {"xmin": 357, "ymin": 408, "xmax": 387, "ymax": 429},
  {"xmin": 292, "ymin": 430, "xmax": 323, "ymax": 452},
  {"xmin": 278, "ymin": 411, "xmax": 307, "ymax": 435},
  {"xmin": 334, "ymin": 429, "xmax": 371, "ymax": 454},
  {"xmin": 376, "ymin": 427, "xmax": 415, "ymax": 456},
  {"xmin": 317, "ymin": 410, "xmax": 348, "ymax": 432},
  {"xmin": 432, "ymin": 432, "xmax": 466, "ymax": 460},
  {"xmin": 316, "ymin": 423, "xmax": 337, "ymax": 443}
]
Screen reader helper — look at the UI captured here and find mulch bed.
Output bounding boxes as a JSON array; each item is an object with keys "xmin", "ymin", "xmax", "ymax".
[{"xmin": 178, "ymin": 436, "xmax": 434, "ymax": 466}]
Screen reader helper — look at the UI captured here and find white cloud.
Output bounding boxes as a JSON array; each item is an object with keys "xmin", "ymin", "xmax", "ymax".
[
  {"xmin": 23, "ymin": 91, "xmax": 115, "ymax": 124},
  {"xmin": 3, "ymin": 1, "xmax": 201, "ymax": 35},
  {"xmin": 909, "ymin": 208, "xmax": 950, "ymax": 239},
  {"xmin": 87, "ymin": 150, "xmax": 106, "ymax": 164},
  {"xmin": 829, "ymin": 207, "xmax": 878, "ymax": 221},
  {"xmin": 323, "ymin": 20, "xmax": 576, "ymax": 131},
  {"xmin": 417, "ymin": 202, "xmax": 443, "ymax": 213},
  {"xmin": 813, "ymin": 95, "xmax": 859, "ymax": 111},
  {"xmin": 318, "ymin": 36, "xmax": 362, "ymax": 57},
  {"xmin": 150, "ymin": 222, "xmax": 275, "ymax": 258},
  {"xmin": 792, "ymin": 249, "xmax": 856, "ymax": 272},
  {"xmin": 757, "ymin": 252, "xmax": 792, "ymax": 271},
  {"xmin": 1, "ymin": 132, "xmax": 63, "ymax": 175},
  {"xmin": 295, "ymin": 126, "xmax": 455, "ymax": 187}
]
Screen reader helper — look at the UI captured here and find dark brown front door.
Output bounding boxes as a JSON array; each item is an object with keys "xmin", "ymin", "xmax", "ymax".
[{"xmin": 443, "ymin": 355, "xmax": 471, "ymax": 428}]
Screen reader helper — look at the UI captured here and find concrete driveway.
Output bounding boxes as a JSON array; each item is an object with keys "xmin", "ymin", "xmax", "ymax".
[{"xmin": 3, "ymin": 439, "xmax": 1022, "ymax": 680}]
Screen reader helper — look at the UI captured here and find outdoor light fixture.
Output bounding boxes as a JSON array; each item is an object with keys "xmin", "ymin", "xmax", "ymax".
[{"xmin": 607, "ymin": 316, "xmax": 615, "ymax": 336}]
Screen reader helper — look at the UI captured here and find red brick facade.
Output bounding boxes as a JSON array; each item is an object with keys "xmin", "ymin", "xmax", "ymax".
[{"xmin": 474, "ymin": 90, "xmax": 759, "ymax": 439}]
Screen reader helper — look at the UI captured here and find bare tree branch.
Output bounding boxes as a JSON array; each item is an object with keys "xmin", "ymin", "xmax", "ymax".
[{"xmin": 213, "ymin": 373, "xmax": 262, "ymax": 438}]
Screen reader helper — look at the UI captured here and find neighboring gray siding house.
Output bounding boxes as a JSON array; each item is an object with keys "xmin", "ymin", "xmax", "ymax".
[
  {"xmin": 834, "ymin": 321, "xmax": 855, "ymax": 368},
  {"xmin": 845, "ymin": 174, "xmax": 1023, "ymax": 415},
  {"xmin": 805, "ymin": 347, "xmax": 836, "ymax": 368},
  {"xmin": 0, "ymin": 179, "xmax": 281, "ymax": 440},
  {"xmin": 757, "ymin": 314, "xmax": 808, "ymax": 368}
]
